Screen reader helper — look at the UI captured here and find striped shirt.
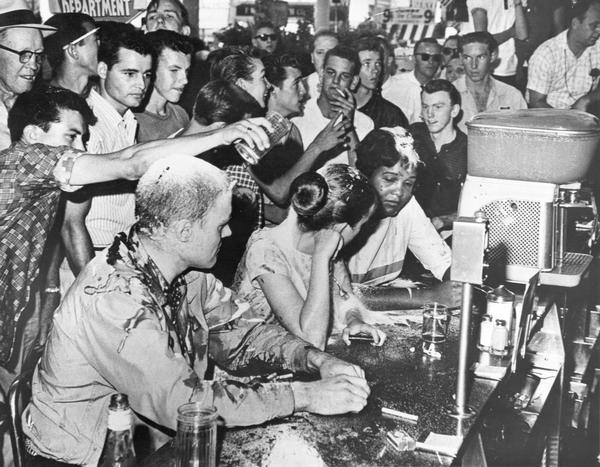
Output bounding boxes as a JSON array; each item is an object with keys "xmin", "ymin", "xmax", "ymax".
[
  {"xmin": 346, "ymin": 197, "xmax": 451, "ymax": 286},
  {"xmin": 527, "ymin": 30, "xmax": 600, "ymax": 109},
  {"xmin": 85, "ymin": 90, "xmax": 138, "ymax": 248}
]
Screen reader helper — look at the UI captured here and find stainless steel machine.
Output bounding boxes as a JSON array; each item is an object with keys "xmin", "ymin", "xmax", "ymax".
[
  {"xmin": 451, "ymin": 109, "xmax": 600, "ymax": 465},
  {"xmin": 458, "ymin": 109, "xmax": 600, "ymax": 286}
]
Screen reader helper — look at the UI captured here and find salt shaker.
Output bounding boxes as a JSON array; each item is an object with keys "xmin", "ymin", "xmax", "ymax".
[
  {"xmin": 478, "ymin": 314, "xmax": 493, "ymax": 351},
  {"xmin": 491, "ymin": 319, "xmax": 509, "ymax": 356}
]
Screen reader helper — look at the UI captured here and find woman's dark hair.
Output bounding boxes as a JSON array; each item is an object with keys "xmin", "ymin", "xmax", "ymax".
[
  {"xmin": 290, "ymin": 164, "xmax": 375, "ymax": 231},
  {"xmin": 193, "ymin": 80, "xmax": 263, "ymax": 124},
  {"xmin": 356, "ymin": 129, "xmax": 420, "ymax": 178}
]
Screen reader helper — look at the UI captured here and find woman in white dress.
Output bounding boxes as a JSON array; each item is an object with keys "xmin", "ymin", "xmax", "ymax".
[{"xmin": 233, "ymin": 164, "xmax": 387, "ymax": 350}]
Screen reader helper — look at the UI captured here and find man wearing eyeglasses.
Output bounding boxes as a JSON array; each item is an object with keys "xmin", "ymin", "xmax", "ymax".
[
  {"xmin": 382, "ymin": 38, "xmax": 443, "ymax": 124},
  {"xmin": 454, "ymin": 32, "xmax": 526, "ymax": 133},
  {"xmin": 252, "ymin": 21, "xmax": 279, "ymax": 57},
  {"xmin": 0, "ymin": 2, "xmax": 56, "ymax": 151},
  {"xmin": 528, "ymin": 0, "xmax": 600, "ymax": 111}
]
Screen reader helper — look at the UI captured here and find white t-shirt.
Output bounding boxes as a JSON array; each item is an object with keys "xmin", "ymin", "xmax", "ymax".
[
  {"xmin": 347, "ymin": 197, "xmax": 452, "ymax": 286},
  {"xmin": 381, "ymin": 71, "xmax": 423, "ymax": 124},
  {"xmin": 291, "ymin": 96, "xmax": 374, "ymax": 166},
  {"xmin": 461, "ymin": 0, "xmax": 517, "ymax": 76}
]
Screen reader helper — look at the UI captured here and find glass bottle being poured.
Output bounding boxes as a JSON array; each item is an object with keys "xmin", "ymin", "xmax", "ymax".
[{"xmin": 99, "ymin": 393, "xmax": 136, "ymax": 467}]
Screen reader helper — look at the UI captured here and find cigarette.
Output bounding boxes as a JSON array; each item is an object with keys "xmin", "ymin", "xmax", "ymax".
[
  {"xmin": 381, "ymin": 407, "xmax": 419, "ymax": 423},
  {"xmin": 333, "ymin": 87, "xmax": 346, "ymax": 98}
]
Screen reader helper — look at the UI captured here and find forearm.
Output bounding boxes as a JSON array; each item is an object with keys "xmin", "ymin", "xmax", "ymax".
[
  {"xmin": 210, "ymin": 321, "xmax": 320, "ymax": 376},
  {"xmin": 493, "ymin": 24, "xmax": 515, "ymax": 46},
  {"xmin": 61, "ymin": 221, "xmax": 94, "ymax": 275},
  {"xmin": 514, "ymin": 3, "xmax": 528, "ymax": 41},
  {"xmin": 298, "ymin": 258, "xmax": 334, "ymax": 348}
]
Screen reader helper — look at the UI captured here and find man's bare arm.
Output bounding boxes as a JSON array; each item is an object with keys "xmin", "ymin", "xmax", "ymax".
[
  {"xmin": 61, "ymin": 195, "xmax": 94, "ymax": 276},
  {"xmin": 527, "ymin": 89, "xmax": 553, "ymax": 108},
  {"xmin": 68, "ymin": 118, "xmax": 273, "ymax": 186}
]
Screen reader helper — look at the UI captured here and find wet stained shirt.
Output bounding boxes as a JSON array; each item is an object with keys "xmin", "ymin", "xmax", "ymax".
[{"xmin": 24, "ymin": 229, "xmax": 316, "ymax": 466}]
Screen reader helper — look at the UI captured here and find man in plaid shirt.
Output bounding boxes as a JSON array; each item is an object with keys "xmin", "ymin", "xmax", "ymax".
[
  {"xmin": 528, "ymin": 0, "xmax": 600, "ymax": 110},
  {"xmin": 0, "ymin": 86, "xmax": 273, "ymax": 372}
]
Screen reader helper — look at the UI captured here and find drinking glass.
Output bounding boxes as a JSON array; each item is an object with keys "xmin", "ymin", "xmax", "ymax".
[
  {"xmin": 235, "ymin": 111, "xmax": 292, "ymax": 165},
  {"xmin": 422, "ymin": 303, "xmax": 449, "ymax": 344},
  {"xmin": 174, "ymin": 403, "xmax": 218, "ymax": 467}
]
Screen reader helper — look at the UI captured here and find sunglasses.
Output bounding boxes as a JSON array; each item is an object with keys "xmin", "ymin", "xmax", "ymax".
[
  {"xmin": 255, "ymin": 34, "xmax": 277, "ymax": 41},
  {"xmin": 415, "ymin": 53, "xmax": 442, "ymax": 63},
  {"xmin": 0, "ymin": 44, "xmax": 44, "ymax": 65},
  {"xmin": 442, "ymin": 47, "xmax": 457, "ymax": 56}
]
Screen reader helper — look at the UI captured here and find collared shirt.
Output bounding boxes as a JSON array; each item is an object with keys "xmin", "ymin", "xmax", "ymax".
[
  {"xmin": 24, "ymin": 229, "xmax": 316, "ymax": 466},
  {"xmin": 461, "ymin": 0, "xmax": 518, "ymax": 76},
  {"xmin": 453, "ymin": 75, "xmax": 527, "ymax": 133},
  {"xmin": 527, "ymin": 30, "xmax": 600, "ymax": 109},
  {"xmin": 85, "ymin": 90, "xmax": 138, "ymax": 248},
  {"xmin": 0, "ymin": 142, "xmax": 82, "ymax": 364},
  {"xmin": 358, "ymin": 92, "xmax": 409, "ymax": 129},
  {"xmin": 0, "ymin": 100, "xmax": 10, "ymax": 151},
  {"xmin": 381, "ymin": 71, "xmax": 423, "ymax": 124},
  {"xmin": 410, "ymin": 122, "xmax": 468, "ymax": 217},
  {"xmin": 226, "ymin": 164, "xmax": 264, "ymax": 228},
  {"xmin": 346, "ymin": 197, "xmax": 452, "ymax": 286},
  {"xmin": 291, "ymin": 96, "xmax": 374, "ymax": 167}
]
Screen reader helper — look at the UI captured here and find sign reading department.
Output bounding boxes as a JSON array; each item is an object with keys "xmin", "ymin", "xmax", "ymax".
[{"xmin": 50, "ymin": 0, "xmax": 134, "ymax": 19}]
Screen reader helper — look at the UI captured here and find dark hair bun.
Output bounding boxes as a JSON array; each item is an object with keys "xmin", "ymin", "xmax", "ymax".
[{"xmin": 290, "ymin": 172, "xmax": 328, "ymax": 218}]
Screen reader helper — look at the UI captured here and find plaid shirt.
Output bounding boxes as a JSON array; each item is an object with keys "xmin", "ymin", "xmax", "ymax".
[
  {"xmin": 528, "ymin": 30, "xmax": 600, "ymax": 109},
  {"xmin": 0, "ymin": 142, "xmax": 82, "ymax": 365},
  {"xmin": 226, "ymin": 164, "xmax": 264, "ymax": 228}
]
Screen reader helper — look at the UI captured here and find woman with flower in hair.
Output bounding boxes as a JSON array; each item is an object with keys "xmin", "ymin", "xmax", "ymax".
[
  {"xmin": 345, "ymin": 127, "xmax": 459, "ymax": 310},
  {"xmin": 233, "ymin": 164, "xmax": 386, "ymax": 350}
]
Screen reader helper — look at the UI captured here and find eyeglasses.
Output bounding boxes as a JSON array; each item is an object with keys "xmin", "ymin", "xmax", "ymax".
[
  {"xmin": 0, "ymin": 44, "xmax": 44, "ymax": 64},
  {"xmin": 415, "ymin": 53, "xmax": 442, "ymax": 63},
  {"xmin": 255, "ymin": 34, "xmax": 277, "ymax": 41},
  {"xmin": 442, "ymin": 47, "xmax": 457, "ymax": 56}
]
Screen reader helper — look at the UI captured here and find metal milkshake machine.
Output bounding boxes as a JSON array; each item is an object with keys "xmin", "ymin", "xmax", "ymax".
[
  {"xmin": 450, "ymin": 109, "xmax": 600, "ymax": 463},
  {"xmin": 458, "ymin": 109, "xmax": 600, "ymax": 287}
]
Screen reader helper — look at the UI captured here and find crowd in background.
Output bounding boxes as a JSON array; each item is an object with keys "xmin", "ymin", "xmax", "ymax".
[{"xmin": 1, "ymin": 0, "xmax": 600, "ymax": 465}]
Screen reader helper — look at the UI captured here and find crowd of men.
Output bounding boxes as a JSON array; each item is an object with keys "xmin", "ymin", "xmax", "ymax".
[{"xmin": 1, "ymin": 0, "xmax": 600, "ymax": 464}]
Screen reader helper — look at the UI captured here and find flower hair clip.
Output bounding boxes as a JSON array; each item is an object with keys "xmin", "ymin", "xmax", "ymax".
[{"xmin": 381, "ymin": 126, "xmax": 421, "ymax": 167}]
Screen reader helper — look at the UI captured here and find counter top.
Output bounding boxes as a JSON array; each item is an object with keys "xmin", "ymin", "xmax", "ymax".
[{"xmin": 144, "ymin": 311, "xmax": 505, "ymax": 466}]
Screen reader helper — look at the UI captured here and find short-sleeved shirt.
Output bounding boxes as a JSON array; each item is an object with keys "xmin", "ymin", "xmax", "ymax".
[
  {"xmin": 453, "ymin": 75, "xmax": 527, "ymax": 133},
  {"xmin": 346, "ymin": 197, "xmax": 452, "ymax": 286},
  {"xmin": 291, "ymin": 96, "xmax": 374, "ymax": 167},
  {"xmin": 410, "ymin": 122, "xmax": 468, "ymax": 217},
  {"xmin": 0, "ymin": 142, "xmax": 82, "ymax": 364},
  {"xmin": 527, "ymin": 30, "xmax": 600, "ymax": 109},
  {"xmin": 381, "ymin": 71, "xmax": 423, "ymax": 124},
  {"xmin": 134, "ymin": 102, "xmax": 190, "ymax": 142},
  {"xmin": 233, "ymin": 224, "xmax": 348, "ymax": 326},
  {"xmin": 359, "ymin": 92, "xmax": 409, "ymax": 129},
  {"xmin": 461, "ymin": 0, "xmax": 518, "ymax": 76}
]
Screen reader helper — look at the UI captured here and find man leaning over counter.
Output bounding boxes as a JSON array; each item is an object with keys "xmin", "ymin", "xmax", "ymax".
[{"xmin": 23, "ymin": 156, "xmax": 371, "ymax": 466}]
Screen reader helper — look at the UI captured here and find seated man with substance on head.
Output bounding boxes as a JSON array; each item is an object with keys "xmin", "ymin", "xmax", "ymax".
[
  {"xmin": 345, "ymin": 128, "xmax": 460, "ymax": 309},
  {"xmin": 23, "ymin": 156, "xmax": 372, "ymax": 466}
]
